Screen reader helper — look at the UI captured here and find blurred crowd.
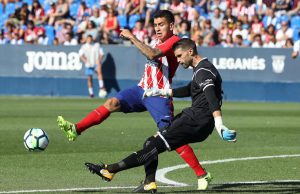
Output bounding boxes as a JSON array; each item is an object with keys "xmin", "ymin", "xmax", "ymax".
[{"xmin": 0, "ymin": 0, "xmax": 299, "ymax": 47}]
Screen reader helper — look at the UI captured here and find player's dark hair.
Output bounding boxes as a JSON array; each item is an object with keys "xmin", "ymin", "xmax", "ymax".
[
  {"xmin": 172, "ymin": 38, "xmax": 197, "ymax": 54},
  {"xmin": 153, "ymin": 10, "xmax": 174, "ymax": 24}
]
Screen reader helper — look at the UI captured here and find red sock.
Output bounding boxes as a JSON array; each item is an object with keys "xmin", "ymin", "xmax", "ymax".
[
  {"xmin": 176, "ymin": 145, "xmax": 206, "ymax": 177},
  {"xmin": 76, "ymin": 105, "xmax": 110, "ymax": 134}
]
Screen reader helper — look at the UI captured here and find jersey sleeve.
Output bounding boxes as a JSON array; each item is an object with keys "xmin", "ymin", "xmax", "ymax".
[
  {"xmin": 156, "ymin": 35, "xmax": 180, "ymax": 55},
  {"xmin": 172, "ymin": 82, "xmax": 191, "ymax": 97},
  {"xmin": 79, "ymin": 46, "xmax": 84, "ymax": 56},
  {"xmin": 194, "ymin": 69, "xmax": 216, "ymax": 92},
  {"xmin": 195, "ymin": 69, "xmax": 220, "ymax": 112}
]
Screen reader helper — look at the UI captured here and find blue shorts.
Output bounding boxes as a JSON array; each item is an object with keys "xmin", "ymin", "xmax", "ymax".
[
  {"xmin": 115, "ymin": 85, "xmax": 174, "ymax": 130},
  {"xmin": 85, "ymin": 67, "xmax": 95, "ymax": 76}
]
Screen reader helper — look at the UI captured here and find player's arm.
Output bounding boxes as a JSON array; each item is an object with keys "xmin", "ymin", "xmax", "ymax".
[
  {"xmin": 120, "ymin": 29, "xmax": 162, "ymax": 60},
  {"xmin": 97, "ymin": 47, "xmax": 104, "ymax": 66},
  {"xmin": 79, "ymin": 48, "xmax": 88, "ymax": 64},
  {"xmin": 196, "ymin": 70, "xmax": 236, "ymax": 142},
  {"xmin": 204, "ymin": 85, "xmax": 236, "ymax": 142},
  {"xmin": 172, "ymin": 82, "xmax": 191, "ymax": 98},
  {"xmin": 143, "ymin": 82, "xmax": 191, "ymax": 98}
]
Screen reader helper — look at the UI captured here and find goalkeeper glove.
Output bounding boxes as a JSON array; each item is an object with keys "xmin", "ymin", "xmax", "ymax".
[
  {"xmin": 142, "ymin": 88, "xmax": 172, "ymax": 98},
  {"xmin": 214, "ymin": 116, "xmax": 237, "ymax": 142}
]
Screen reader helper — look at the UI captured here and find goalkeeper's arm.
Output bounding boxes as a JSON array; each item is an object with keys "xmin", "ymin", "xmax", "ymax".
[
  {"xmin": 204, "ymin": 86, "xmax": 236, "ymax": 142},
  {"xmin": 143, "ymin": 82, "xmax": 191, "ymax": 98},
  {"xmin": 172, "ymin": 82, "xmax": 191, "ymax": 98}
]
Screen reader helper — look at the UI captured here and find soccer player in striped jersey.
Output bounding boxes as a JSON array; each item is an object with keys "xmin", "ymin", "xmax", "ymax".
[{"xmin": 58, "ymin": 10, "xmax": 206, "ymax": 191}]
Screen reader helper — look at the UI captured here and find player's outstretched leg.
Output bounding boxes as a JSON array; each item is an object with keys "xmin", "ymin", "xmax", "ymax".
[
  {"xmin": 197, "ymin": 171, "xmax": 212, "ymax": 190},
  {"xmin": 85, "ymin": 162, "xmax": 115, "ymax": 182},
  {"xmin": 132, "ymin": 181, "xmax": 157, "ymax": 193},
  {"xmin": 57, "ymin": 116, "xmax": 78, "ymax": 141}
]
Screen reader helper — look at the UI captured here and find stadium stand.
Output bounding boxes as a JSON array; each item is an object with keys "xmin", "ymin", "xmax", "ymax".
[{"xmin": 0, "ymin": 0, "xmax": 299, "ymax": 47}]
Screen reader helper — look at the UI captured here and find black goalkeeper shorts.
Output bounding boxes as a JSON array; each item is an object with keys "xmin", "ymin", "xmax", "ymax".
[{"xmin": 159, "ymin": 112, "xmax": 214, "ymax": 151}]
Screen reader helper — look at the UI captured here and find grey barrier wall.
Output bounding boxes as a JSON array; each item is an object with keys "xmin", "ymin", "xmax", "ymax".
[{"xmin": 0, "ymin": 45, "xmax": 299, "ymax": 102}]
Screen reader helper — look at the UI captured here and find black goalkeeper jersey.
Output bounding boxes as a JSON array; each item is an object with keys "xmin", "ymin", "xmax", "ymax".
[{"xmin": 173, "ymin": 58, "xmax": 223, "ymax": 121}]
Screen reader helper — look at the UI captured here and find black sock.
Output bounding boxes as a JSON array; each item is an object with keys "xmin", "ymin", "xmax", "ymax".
[{"xmin": 107, "ymin": 136, "xmax": 166, "ymax": 174}]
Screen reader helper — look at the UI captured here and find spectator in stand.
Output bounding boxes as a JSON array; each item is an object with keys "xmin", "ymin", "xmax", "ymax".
[
  {"xmin": 132, "ymin": 19, "xmax": 148, "ymax": 43},
  {"xmin": 159, "ymin": 0, "xmax": 171, "ymax": 10},
  {"xmin": 101, "ymin": 8, "xmax": 120, "ymax": 44},
  {"xmin": 128, "ymin": 0, "xmax": 142, "ymax": 16},
  {"xmin": 144, "ymin": 21, "xmax": 156, "ymax": 44},
  {"xmin": 31, "ymin": 0, "xmax": 45, "ymax": 25},
  {"xmin": 0, "ymin": 31, "xmax": 8, "ymax": 44},
  {"xmin": 141, "ymin": 0, "xmax": 159, "ymax": 27},
  {"xmin": 195, "ymin": 0, "xmax": 208, "ymax": 15},
  {"xmin": 90, "ymin": 7, "xmax": 105, "ymax": 28},
  {"xmin": 178, "ymin": 20, "xmax": 191, "ymax": 38},
  {"xmin": 288, "ymin": 1, "xmax": 300, "ymax": 16},
  {"xmin": 233, "ymin": 34, "xmax": 245, "ymax": 47},
  {"xmin": 276, "ymin": 20, "xmax": 293, "ymax": 47},
  {"xmin": 83, "ymin": 20, "xmax": 100, "ymax": 43},
  {"xmin": 202, "ymin": 19, "xmax": 217, "ymax": 46},
  {"xmin": 47, "ymin": 0, "xmax": 69, "ymax": 26},
  {"xmin": 210, "ymin": 7, "xmax": 224, "ymax": 31},
  {"xmin": 10, "ymin": 31, "xmax": 24, "ymax": 45},
  {"xmin": 223, "ymin": 7, "xmax": 237, "ymax": 30},
  {"xmin": 190, "ymin": 8, "xmax": 206, "ymax": 29},
  {"xmin": 77, "ymin": 1, "xmax": 92, "ymax": 23},
  {"xmin": 255, "ymin": 0, "xmax": 268, "ymax": 17},
  {"xmin": 3, "ymin": 23, "xmax": 15, "ymax": 43},
  {"xmin": 251, "ymin": 34, "xmax": 263, "ymax": 47},
  {"xmin": 232, "ymin": 20, "xmax": 249, "ymax": 41},
  {"xmin": 220, "ymin": 34, "xmax": 234, "ymax": 47},
  {"xmin": 37, "ymin": 28, "xmax": 49, "ymax": 45},
  {"xmin": 172, "ymin": 13, "xmax": 182, "ymax": 35},
  {"xmin": 237, "ymin": 0, "xmax": 256, "ymax": 21},
  {"xmin": 63, "ymin": 32, "xmax": 78, "ymax": 45},
  {"xmin": 116, "ymin": 0, "xmax": 130, "ymax": 15},
  {"xmin": 56, "ymin": 22, "xmax": 73, "ymax": 44},
  {"xmin": 251, "ymin": 14, "xmax": 264, "ymax": 35},
  {"xmin": 263, "ymin": 33, "xmax": 278, "ymax": 48},
  {"xmin": 264, "ymin": 24, "xmax": 276, "ymax": 40},
  {"xmin": 191, "ymin": 21, "xmax": 203, "ymax": 42},
  {"xmin": 208, "ymin": 0, "xmax": 227, "ymax": 13},
  {"xmin": 195, "ymin": 34, "xmax": 204, "ymax": 46},
  {"xmin": 14, "ymin": 3, "xmax": 30, "ymax": 24},
  {"xmin": 284, "ymin": 38, "xmax": 293, "ymax": 48},
  {"xmin": 169, "ymin": 0, "xmax": 186, "ymax": 18},
  {"xmin": 262, "ymin": 8, "xmax": 279, "ymax": 29},
  {"xmin": 218, "ymin": 18, "xmax": 233, "ymax": 43},
  {"xmin": 185, "ymin": 0, "xmax": 197, "ymax": 22},
  {"xmin": 272, "ymin": 0, "xmax": 291, "ymax": 16},
  {"xmin": 77, "ymin": 13, "xmax": 90, "ymax": 39},
  {"xmin": 24, "ymin": 20, "xmax": 38, "ymax": 44},
  {"xmin": 43, "ymin": 2, "xmax": 56, "ymax": 25},
  {"xmin": 53, "ymin": 37, "xmax": 59, "ymax": 45},
  {"xmin": 228, "ymin": 0, "xmax": 240, "ymax": 18}
]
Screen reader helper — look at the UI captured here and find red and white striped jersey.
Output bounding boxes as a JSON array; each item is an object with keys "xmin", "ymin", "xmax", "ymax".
[{"xmin": 138, "ymin": 35, "xmax": 180, "ymax": 90}]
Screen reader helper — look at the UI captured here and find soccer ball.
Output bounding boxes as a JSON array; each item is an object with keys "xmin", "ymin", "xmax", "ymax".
[
  {"xmin": 23, "ymin": 128, "xmax": 49, "ymax": 151},
  {"xmin": 99, "ymin": 89, "xmax": 107, "ymax": 98}
]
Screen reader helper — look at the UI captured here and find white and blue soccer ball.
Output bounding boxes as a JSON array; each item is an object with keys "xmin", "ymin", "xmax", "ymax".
[{"xmin": 23, "ymin": 128, "xmax": 49, "ymax": 151}]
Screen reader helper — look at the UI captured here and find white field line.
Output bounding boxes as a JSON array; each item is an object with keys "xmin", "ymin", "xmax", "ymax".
[
  {"xmin": 1, "ymin": 154, "xmax": 300, "ymax": 193},
  {"xmin": 1, "ymin": 180, "xmax": 300, "ymax": 194},
  {"xmin": 156, "ymin": 154, "xmax": 300, "ymax": 186}
]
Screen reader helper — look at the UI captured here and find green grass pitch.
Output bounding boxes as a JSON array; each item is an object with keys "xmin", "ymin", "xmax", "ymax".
[{"xmin": 0, "ymin": 96, "xmax": 299, "ymax": 193}]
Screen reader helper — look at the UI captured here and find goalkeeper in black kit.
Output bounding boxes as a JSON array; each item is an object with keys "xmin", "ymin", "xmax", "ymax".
[{"xmin": 85, "ymin": 38, "xmax": 237, "ymax": 193}]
